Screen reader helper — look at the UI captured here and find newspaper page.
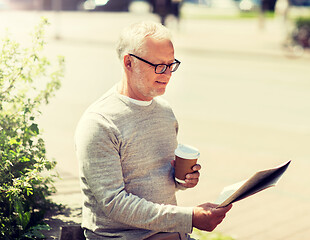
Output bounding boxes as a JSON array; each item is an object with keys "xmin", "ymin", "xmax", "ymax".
[{"xmin": 215, "ymin": 160, "xmax": 291, "ymax": 208}]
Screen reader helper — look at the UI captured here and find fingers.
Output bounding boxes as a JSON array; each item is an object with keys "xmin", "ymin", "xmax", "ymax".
[
  {"xmin": 179, "ymin": 179, "xmax": 198, "ymax": 188},
  {"xmin": 215, "ymin": 204, "xmax": 233, "ymax": 213},
  {"xmin": 175, "ymin": 163, "xmax": 201, "ymax": 188},
  {"xmin": 225, "ymin": 204, "xmax": 233, "ymax": 211},
  {"xmin": 181, "ymin": 171, "xmax": 199, "ymax": 187},
  {"xmin": 192, "ymin": 203, "xmax": 232, "ymax": 232},
  {"xmin": 192, "ymin": 163, "xmax": 201, "ymax": 171},
  {"xmin": 186, "ymin": 171, "xmax": 200, "ymax": 180},
  {"xmin": 186, "ymin": 164, "xmax": 201, "ymax": 181},
  {"xmin": 207, "ymin": 204, "xmax": 232, "ymax": 231},
  {"xmin": 183, "ymin": 182, "xmax": 197, "ymax": 188},
  {"xmin": 181, "ymin": 164, "xmax": 201, "ymax": 188}
]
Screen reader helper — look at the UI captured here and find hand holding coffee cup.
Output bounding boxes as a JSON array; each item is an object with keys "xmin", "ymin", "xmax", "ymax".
[{"xmin": 174, "ymin": 144, "xmax": 200, "ymax": 186}]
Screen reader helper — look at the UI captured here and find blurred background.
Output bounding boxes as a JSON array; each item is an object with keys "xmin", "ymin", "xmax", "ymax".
[{"xmin": 1, "ymin": 0, "xmax": 309, "ymax": 239}]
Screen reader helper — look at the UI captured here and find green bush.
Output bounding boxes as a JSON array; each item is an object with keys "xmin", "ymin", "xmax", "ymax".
[
  {"xmin": 0, "ymin": 18, "xmax": 64, "ymax": 239},
  {"xmin": 295, "ymin": 17, "xmax": 310, "ymax": 29}
]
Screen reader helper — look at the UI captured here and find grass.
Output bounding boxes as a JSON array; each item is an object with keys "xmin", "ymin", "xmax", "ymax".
[
  {"xmin": 190, "ymin": 228, "xmax": 236, "ymax": 240},
  {"xmin": 181, "ymin": 11, "xmax": 275, "ymax": 20}
]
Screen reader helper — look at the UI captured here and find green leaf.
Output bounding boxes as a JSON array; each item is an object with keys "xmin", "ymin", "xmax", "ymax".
[
  {"xmin": 23, "ymin": 223, "xmax": 50, "ymax": 239},
  {"xmin": 29, "ymin": 123, "xmax": 39, "ymax": 134},
  {"xmin": 22, "ymin": 211, "xmax": 31, "ymax": 229},
  {"xmin": 20, "ymin": 156, "xmax": 30, "ymax": 162},
  {"xmin": 8, "ymin": 138, "xmax": 19, "ymax": 145}
]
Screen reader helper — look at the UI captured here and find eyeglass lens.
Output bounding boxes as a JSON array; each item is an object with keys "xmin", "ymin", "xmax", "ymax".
[{"xmin": 155, "ymin": 62, "xmax": 180, "ymax": 74}]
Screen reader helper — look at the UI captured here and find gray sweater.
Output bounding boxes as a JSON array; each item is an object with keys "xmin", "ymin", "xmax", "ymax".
[{"xmin": 75, "ymin": 86, "xmax": 193, "ymax": 239}]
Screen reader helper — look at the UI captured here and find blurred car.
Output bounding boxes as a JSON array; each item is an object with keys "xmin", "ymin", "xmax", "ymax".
[
  {"xmin": 290, "ymin": 0, "xmax": 310, "ymax": 6},
  {"xmin": 236, "ymin": 0, "xmax": 260, "ymax": 11},
  {"xmin": 185, "ymin": 0, "xmax": 239, "ymax": 8},
  {"xmin": 209, "ymin": 0, "xmax": 239, "ymax": 9},
  {"xmin": 78, "ymin": 0, "xmax": 131, "ymax": 11}
]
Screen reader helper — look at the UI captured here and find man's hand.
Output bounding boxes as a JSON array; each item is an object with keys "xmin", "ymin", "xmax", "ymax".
[
  {"xmin": 192, "ymin": 203, "xmax": 232, "ymax": 232},
  {"xmin": 171, "ymin": 160, "xmax": 201, "ymax": 188}
]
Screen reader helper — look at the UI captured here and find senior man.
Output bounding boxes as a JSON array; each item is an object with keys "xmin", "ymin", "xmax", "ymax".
[{"xmin": 75, "ymin": 21, "xmax": 232, "ymax": 240}]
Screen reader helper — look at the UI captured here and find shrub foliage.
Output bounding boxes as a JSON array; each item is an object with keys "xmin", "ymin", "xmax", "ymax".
[{"xmin": 0, "ymin": 18, "xmax": 64, "ymax": 239}]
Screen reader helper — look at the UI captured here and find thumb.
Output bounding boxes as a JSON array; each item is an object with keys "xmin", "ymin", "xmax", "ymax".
[{"xmin": 215, "ymin": 204, "xmax": 232, "ymax": 213}]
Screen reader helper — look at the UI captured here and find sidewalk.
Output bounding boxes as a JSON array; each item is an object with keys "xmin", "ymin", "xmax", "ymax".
[
  {"xmin": 44, "ymin": 11, "xmax": 309, "ymax": 60},
  {"xmin": 42, "ymin": 175, "xmax": 82, "ymax": 239},
  {"xmin": 1, "ymin": 10, "xmax": 308, "ymax": 59},
  {"xmin": 46, "ymin": 11, "xmax": 294, "ymax": 57}
]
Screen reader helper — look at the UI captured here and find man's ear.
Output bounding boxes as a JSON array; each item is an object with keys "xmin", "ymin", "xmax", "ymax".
[{"xmin": 124, "ymin": 55, "xmax": 132, "ymax": 71}]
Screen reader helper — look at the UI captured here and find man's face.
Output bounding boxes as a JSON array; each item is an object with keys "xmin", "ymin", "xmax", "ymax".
[{"xmin": 129, "ymin": 37, "xmax": 175, "ymax": 101}]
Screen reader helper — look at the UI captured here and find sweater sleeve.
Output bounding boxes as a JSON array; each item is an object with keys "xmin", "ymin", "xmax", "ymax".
[{"xmin": 75, "ymin": 112, "xmax": 193, "ymax": 233}]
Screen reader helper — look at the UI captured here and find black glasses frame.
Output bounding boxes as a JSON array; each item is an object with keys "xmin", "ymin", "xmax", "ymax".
[{"xmin": 129, "ymin": 54, "xmax": 181, "ymax": 74}]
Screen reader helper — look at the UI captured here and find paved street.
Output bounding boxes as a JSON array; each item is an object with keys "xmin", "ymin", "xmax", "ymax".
[{"xmin": 1, "ymin": 10, "xmax": 309, "ymax": 240}]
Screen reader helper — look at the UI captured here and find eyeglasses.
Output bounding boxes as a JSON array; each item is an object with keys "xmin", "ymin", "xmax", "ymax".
[{"xmin": 129, "ymin": 54, "xmax": 181, "ymax": 74}]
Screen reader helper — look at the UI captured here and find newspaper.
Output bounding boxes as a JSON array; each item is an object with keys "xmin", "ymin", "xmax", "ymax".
[{"xmin": 215, "ymin": 160, "xmax": 291, "ymax": 208}]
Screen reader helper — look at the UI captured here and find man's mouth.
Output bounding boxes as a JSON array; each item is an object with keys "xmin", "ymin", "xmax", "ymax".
[{"xmin": 155, "ymin": 81, "xmax": 168, "ymax": 85}]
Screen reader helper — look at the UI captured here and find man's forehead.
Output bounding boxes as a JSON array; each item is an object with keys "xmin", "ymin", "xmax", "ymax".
[
  {"xmin": 144, "ymin": 37, "xmax": 174, "ymax": 60},
  {"xmin": 144, "ymin": 36, "xmax": 173, "ymax": 47}
]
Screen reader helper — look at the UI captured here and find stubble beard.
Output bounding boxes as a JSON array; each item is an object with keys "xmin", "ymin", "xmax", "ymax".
[{"xmin": 134, "ymin": 68, "xmax": 164, "ymax": 100}]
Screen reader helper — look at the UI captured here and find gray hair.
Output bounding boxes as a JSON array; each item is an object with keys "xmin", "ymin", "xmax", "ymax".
[{"xmin": 116, "ymin": 21, "xmax": 172, "ymax": 61}]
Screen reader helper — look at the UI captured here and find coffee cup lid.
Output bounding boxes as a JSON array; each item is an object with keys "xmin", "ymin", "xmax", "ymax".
[{"xmin": 175, "ymin": 144, "xmax": 200, "ymax": 159}]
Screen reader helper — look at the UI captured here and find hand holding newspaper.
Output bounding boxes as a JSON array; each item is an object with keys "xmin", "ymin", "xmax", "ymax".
[{"xmin": 215, "ymin": 160, "xmax": 291, "ymax": 208}]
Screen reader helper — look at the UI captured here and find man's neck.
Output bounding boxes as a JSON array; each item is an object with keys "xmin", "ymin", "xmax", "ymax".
[{"xmin": 118, "ymin": 78, "xmax": 152, "ymax": 102}]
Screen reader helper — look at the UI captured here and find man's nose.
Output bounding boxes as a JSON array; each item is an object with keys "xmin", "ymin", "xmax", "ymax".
[{"xmin": 163, "ymin": 67, "xmax": 172, "ymax": 76}]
